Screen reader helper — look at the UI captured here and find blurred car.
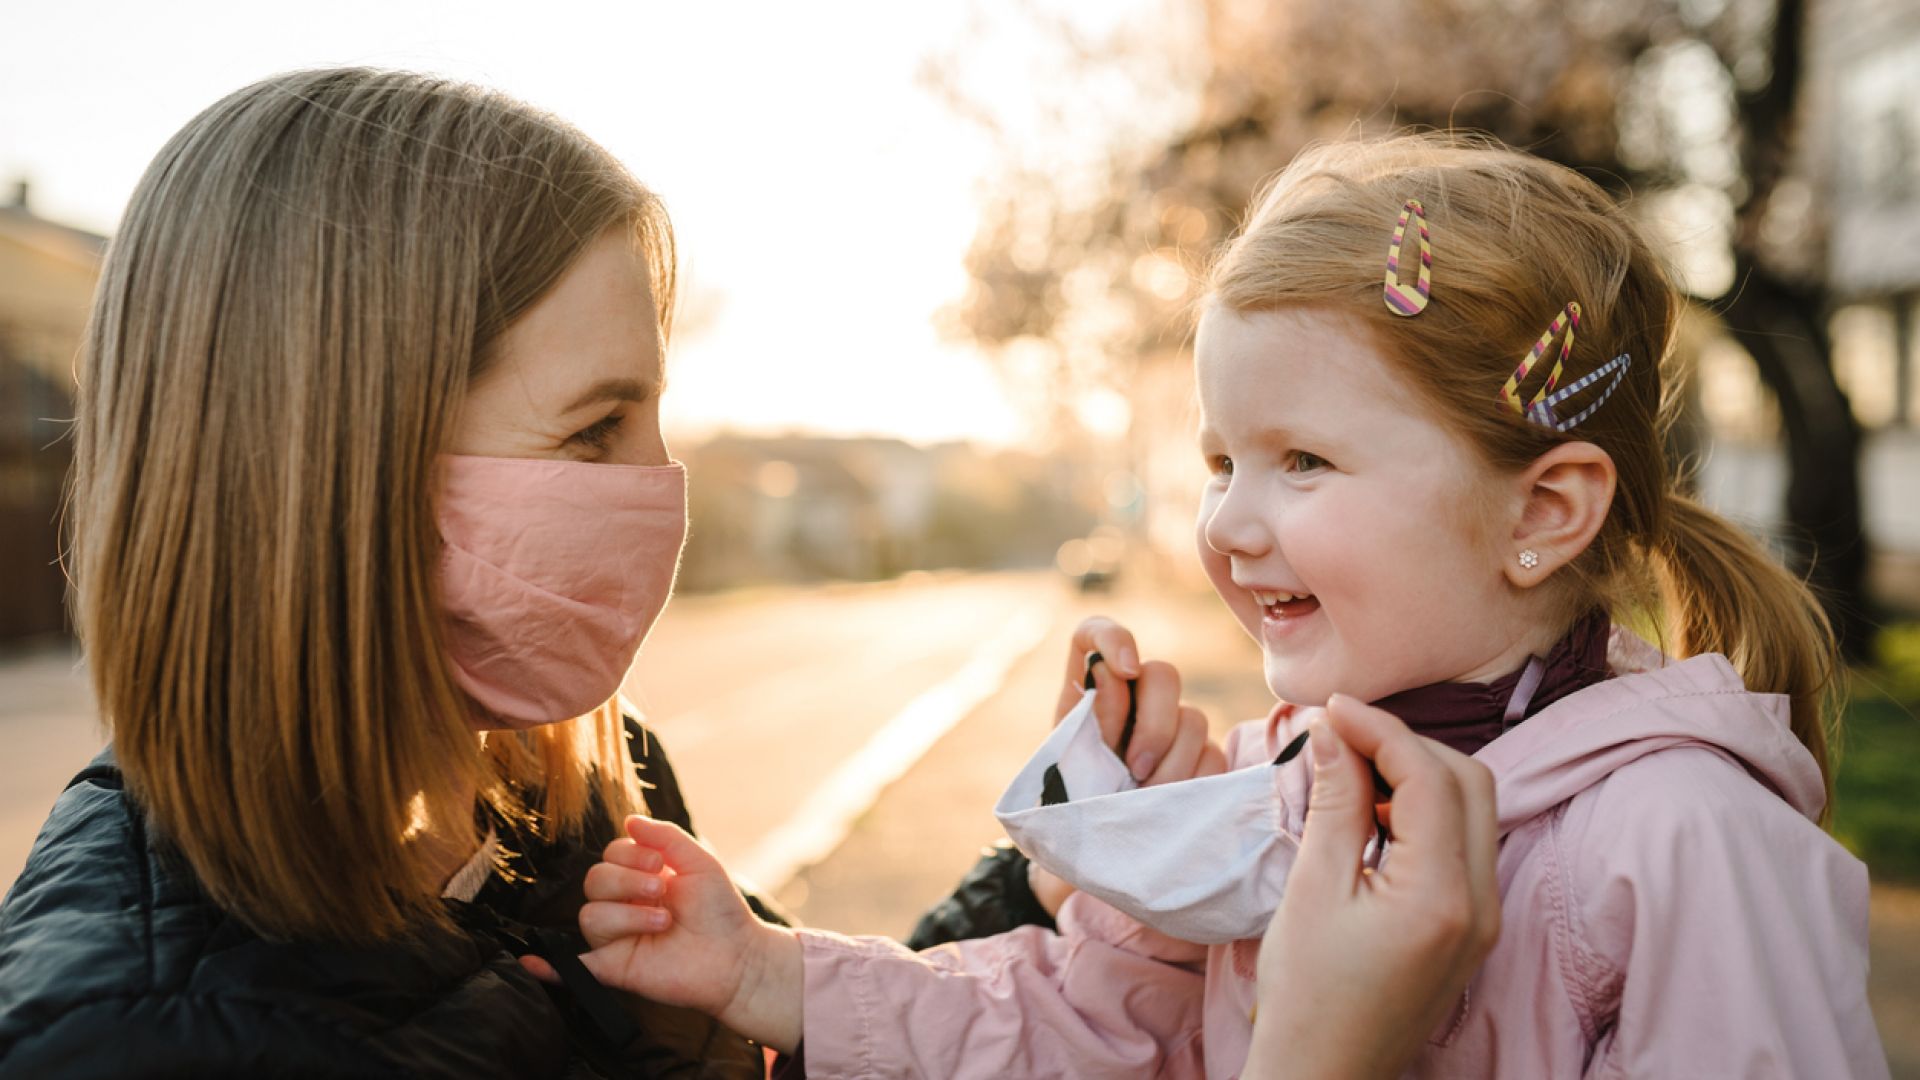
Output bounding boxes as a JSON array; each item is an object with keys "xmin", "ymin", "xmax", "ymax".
[{"xmin": 1056, "ymin": 527, "xmax": 1127, "ymax": 593}]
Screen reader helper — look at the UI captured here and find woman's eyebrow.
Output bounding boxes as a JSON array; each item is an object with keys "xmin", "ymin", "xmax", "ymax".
[{"xmin": 561, "ymin": 375, "xmax": 657, "ymax": 413}]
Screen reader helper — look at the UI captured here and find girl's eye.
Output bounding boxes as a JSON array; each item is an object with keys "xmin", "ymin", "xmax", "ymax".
[
  {"xmin": 569, "ymin": 413, "xmax": 624, "ymax": 452},
  {"xmin": 1290, "ymin": 451, "xmax": 1330, "ymax": 473},
  {"xmin": 1208, "ymin": 455, "xmax": 1234, "ymax": 479}
]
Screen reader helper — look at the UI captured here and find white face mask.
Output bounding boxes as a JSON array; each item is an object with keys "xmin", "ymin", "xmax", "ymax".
[{"xmin": 994, "ymin": 688, "xmax": 1309, "ymax": 945}]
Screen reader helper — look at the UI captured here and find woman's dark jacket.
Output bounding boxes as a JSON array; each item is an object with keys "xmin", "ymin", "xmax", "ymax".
[
  {"xmin": 0, "ymin": 719, "xmax": 1057, "ymax": 1078},
  {"xmin": 0, "ymin": 721, "xmax": 771, "ymax": 1078}
]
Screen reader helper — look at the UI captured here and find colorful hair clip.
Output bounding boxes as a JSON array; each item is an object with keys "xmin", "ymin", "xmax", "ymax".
[
  {"xmin": 1525, "ymin": 353, "xmax": 1633, "ymax": 432},
  {"xmin": 1383, "ymin": 199, "xmax": 1432, "ymax": 316},
  {"xmin": 1499, "ymin": 301, "xmax": 1581, "ymax": 416}
]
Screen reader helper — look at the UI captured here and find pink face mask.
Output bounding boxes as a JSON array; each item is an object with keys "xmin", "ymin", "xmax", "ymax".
[{"xmin": 436, "ymin": 454, "xmax": 687, "ymax": 730}]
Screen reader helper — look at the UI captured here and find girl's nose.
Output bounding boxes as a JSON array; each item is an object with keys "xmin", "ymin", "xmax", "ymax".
[{"xmin": 1203, "ymin": 479, "xmax": 1273, "ymax": 559}]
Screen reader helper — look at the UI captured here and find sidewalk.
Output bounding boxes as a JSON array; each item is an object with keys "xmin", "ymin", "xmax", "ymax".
[
  {"xmin": 0, "ymin": 643, "xmax": 108, "ymax": 896},
  {"xmin": 772, "ymin": 573, "xmax": 1918, "ymax": 1077}
]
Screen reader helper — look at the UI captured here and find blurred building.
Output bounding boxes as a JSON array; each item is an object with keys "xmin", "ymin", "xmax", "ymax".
[
  {"xmin": 0, "ymin": 181, "xmax": 103, "ymax": 643},
  {"xmin": 674, "ymin": 434, "xmax": 1093, "ymax": 592}
]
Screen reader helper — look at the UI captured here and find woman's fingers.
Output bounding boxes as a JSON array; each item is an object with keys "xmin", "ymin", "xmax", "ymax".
[
  {"xmin": 1445, "ymin": 750, "xmax": 1502, "ymax": 950},
  {"xmin": 1324, "ymin": 694, "xmax": 1497, "ymax": 956},
  {"xmin": 1324, "ymin": 694, "xmax": 1468, "ymax": 866},
  {"xmin": 519, "ymin": 954, "xmax": 560, "ymax": 985},
  {"xmin": 1287, "ymin": 719, "xmax": 1379, "ymax": 905}
]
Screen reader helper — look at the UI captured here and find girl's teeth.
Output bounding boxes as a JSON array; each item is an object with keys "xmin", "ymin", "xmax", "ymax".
[{"xmin": 1254, "ymin": 590, "xmax": 1312, "ymax": 606}]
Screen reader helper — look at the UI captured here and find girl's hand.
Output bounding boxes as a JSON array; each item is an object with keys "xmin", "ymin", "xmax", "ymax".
[
  {"xmin": 1243, "ymin": 696, "xmax": 1501, "ymax": 1080},
  {"xmin": 1055, "ymin": 616, "xmax": 1228, "ymax": 785},
  {"xmin": 1033, "ymin": 617, "xmax": 1231, "ymax": 917},
  {"xmin": 560, "ymin": 816, "xmax": 803, "ymax": 1054}
]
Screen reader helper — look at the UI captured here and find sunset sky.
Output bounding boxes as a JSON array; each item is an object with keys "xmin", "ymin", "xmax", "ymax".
[{"xmin": 1, "ymin": 0, "xmax": 1184, "ymax": 448}]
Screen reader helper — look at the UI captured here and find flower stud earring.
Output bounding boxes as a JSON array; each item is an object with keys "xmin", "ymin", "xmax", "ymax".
[{"xmin": 1517, "ymin": 549, "xmax": 1540, "ymax": 570}]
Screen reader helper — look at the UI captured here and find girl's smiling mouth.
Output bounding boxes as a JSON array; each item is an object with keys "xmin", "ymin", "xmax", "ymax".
[{"xmin": 1251, "ymin": 589, "xmax": 1322, "ymax": 631}]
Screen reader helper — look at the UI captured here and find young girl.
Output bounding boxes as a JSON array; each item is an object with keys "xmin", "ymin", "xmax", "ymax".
[{"xmin": 570, "ymin": 134, "xmax": 1889, "ymax": 1078}]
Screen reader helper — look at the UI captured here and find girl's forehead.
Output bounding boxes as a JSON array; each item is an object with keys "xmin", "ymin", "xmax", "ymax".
[{"xmin": 1195, "ymin": 305, "xmax": 1417, "ymax": 428}]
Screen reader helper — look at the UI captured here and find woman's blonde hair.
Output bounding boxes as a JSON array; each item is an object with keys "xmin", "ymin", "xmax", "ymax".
[
  {"xmin": 69, "ymin": 68, "xmax": 674, "ymax": 941},
  {"xmin": 1205, "ymin": 133, "xmax": 1839, "ymax": 809}
]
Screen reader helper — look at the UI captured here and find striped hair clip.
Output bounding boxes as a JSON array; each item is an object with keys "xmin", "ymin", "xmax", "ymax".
[
  {"xmin": 1383, "ymin": 199, "xmax": 1432, "ymax": 316},
  {"xmin": 1524, "ymin": 353, "xmax": 1633, "ymax": 432},
  {"xmin": 1499, "ymin": 301, "xmax": 1580, "ymax": 416},
  {"xmin": 1499, "ymin": 301, "xmax": 1631, "ymax": 432}
]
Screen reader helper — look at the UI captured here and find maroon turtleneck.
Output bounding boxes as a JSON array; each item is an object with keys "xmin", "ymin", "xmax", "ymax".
[{"xmin": 1370, "ymin": 610, "xmax": 1614, "ymax": 756}]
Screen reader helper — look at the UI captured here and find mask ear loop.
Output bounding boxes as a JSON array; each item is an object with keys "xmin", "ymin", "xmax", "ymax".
[
  {"xmin": 1274, "ymin": 724, "xmax": 1395, "ymax": 850},
  {"xmin": 1042, "ymin": 651, "xmax": 1145, "ymax": 806}
]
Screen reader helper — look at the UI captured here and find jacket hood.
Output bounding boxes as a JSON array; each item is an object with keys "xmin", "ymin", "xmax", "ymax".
[{"xmin": 1474, "ymin": 629, "xmax": 1827, "ymax": 834}]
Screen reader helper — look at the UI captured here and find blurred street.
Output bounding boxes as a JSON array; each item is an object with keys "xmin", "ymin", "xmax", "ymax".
[
  {"xmin": 3, "ymin": 567, "xmax": 1915, "ymax": 1075},
  {"xmin": 0, "ymin": 568, "xmax": 1278, "ymax": 900}
]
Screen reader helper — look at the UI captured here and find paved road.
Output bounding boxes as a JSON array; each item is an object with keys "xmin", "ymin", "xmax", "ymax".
[{"xmin": 620, "ymin": 569, "xmax": 1060, "ymax": 883}]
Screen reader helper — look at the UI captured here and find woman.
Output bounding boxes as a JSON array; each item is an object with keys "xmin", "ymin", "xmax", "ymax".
[{"xmin": 0, "ymin": 68, "xmax": 1493, "ymax": 1078}]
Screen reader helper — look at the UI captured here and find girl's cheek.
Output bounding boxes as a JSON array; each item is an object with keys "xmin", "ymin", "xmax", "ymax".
[{"xmin": 1194, "ymin": 524, "xmax": 1254, "ymax": 627}]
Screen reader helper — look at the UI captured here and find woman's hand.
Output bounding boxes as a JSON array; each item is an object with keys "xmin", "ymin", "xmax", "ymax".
[
  {"xmin": 543, "ymin": 816, "xmax": 804, "ymax": 1054},
  {"xmin": 1243, "ymin": 695, "xmax": 1501, "ymax": 1080},
  {"xmin": 1030, "ymin": 617, "xmax": 1231, "ymax": 917}
]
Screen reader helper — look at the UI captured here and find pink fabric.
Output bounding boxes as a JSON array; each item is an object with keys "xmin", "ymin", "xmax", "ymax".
[
  {"xmin": 798, "ymin": 630, "xmax": 1889, "ymax": 1078},
  {"xmin": 437, "ymin": 454, "xmax": 686, "ymax": 728},
  {"xmin": 797, "ymin": 894, "xmax": 1207, "ymax": 1078}
]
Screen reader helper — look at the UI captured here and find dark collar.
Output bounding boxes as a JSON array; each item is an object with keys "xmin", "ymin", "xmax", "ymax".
[{"xmin": 1370, "ymin": 610, "xmax": 1613, "ymax": 756}]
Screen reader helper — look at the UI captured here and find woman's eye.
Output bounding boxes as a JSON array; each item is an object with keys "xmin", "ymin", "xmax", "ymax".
[{"xmin": 569, "ymin": 413, "xmax": 624, "ymax": 451}]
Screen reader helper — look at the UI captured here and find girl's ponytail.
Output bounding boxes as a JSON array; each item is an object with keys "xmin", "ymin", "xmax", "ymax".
[{"xmin": 1654, "ymin": 493, "xmax": 1841, "ymax": 816}]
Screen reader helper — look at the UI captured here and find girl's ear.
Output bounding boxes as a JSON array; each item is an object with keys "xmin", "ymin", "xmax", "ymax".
[{"xmin": 1504, "ymin": 441, "xmax": 1616, "ymax": 588}]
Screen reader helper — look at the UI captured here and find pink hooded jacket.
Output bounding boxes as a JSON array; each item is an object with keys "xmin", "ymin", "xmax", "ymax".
[{"xmin": 793, "ymin": 632, "xmax": 1889, "ymax": 1078}]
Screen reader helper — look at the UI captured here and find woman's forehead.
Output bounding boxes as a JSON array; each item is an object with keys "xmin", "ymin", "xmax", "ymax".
[{"xmin": 480, "ymin": 231, "xmax": 663, "ymax": 410}]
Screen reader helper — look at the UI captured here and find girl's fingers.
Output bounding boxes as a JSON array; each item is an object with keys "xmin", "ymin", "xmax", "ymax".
[
  {"xmin": 623, "ymin": 816, "xmax": 721, "ymax": 876},
  {"xmin": 601, "ymin": 836, "xmax": 665, "ymax": 873},
  {"xmin": 579, "ymin": 898, "xmax": 671, "ymax": 946},
  {"xmin": 1064, "ymin": 617, "xmax": 1142, "ymax": 682},
  {"xmin": 584, "ymin": 860, "xmax": 666, "ymax": 904},
  {"xmin": 1193, "ymin": 741, "xmax": 1230, "ymax": 779},
  {"xmin": 1124, "ymin": 660, "xmax": 1183, "ymax": 778},
  {"xmin": 1143, "ymin": 705, "xmax": 1211, "ymax": 786},
  {"xmin": 1056, "ymin": 617, "xmax": 1142, "ymax": 722},
  {"xmin": 1089, "ymin": 658, "xmax": 1133, "ymax": 751},
  {"xmin": 519, "ymin": 954, "xmax": 560, "ymax": 985}
]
